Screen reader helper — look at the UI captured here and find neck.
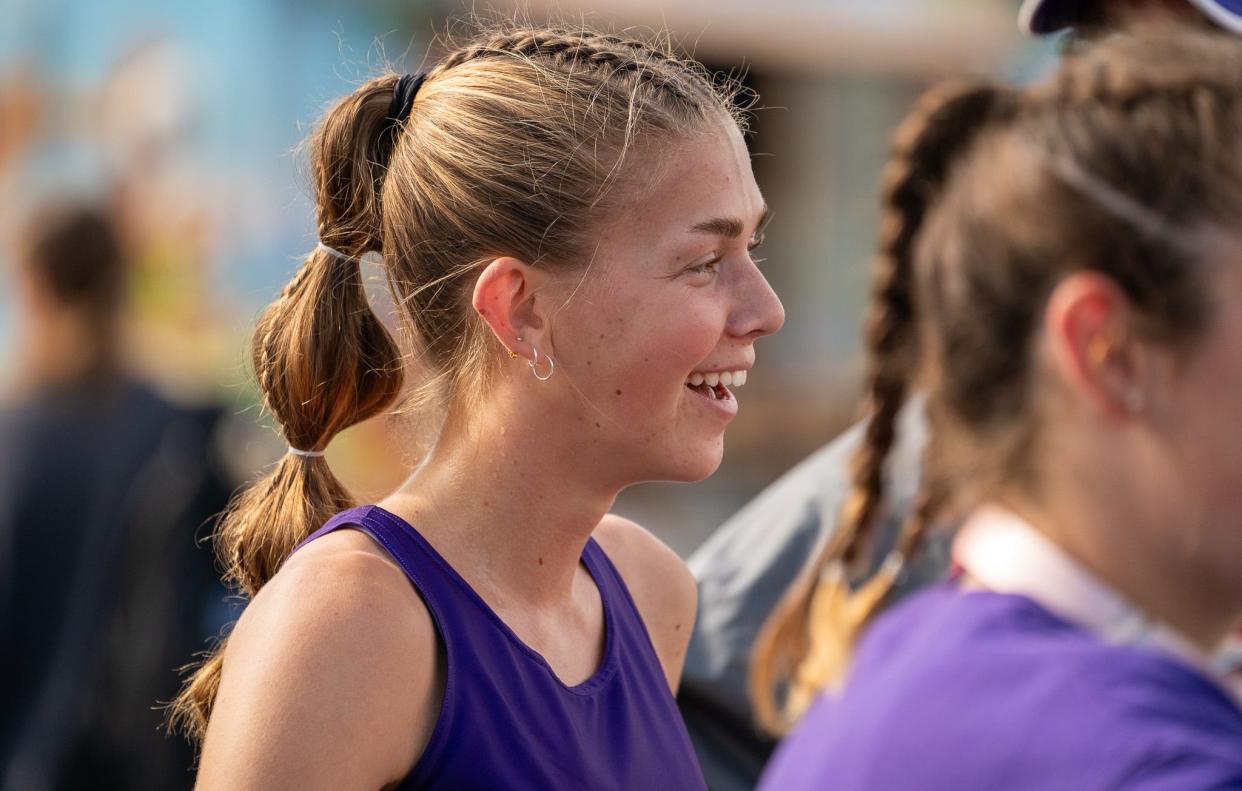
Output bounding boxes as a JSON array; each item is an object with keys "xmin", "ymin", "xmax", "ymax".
[
  {"xmin": 16, "ymin": 309, "xmax": 119, "ymax": 392},
  {"xmin": 1001, "ymin": 489, "xmax": 1238, "ymax": 654},
  {"xmin": 383, "ymin": 394, "xmax": 621, "ymax": 608}
]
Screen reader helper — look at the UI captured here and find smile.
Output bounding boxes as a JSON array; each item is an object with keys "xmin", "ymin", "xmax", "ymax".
[{"xmin": 685, "ymin": 369, "xmax": 748, "ymax": 402}]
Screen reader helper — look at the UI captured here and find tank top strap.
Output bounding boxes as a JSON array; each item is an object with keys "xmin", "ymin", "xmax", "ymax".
[
  {"xmin": 291, "ymin": 505, "xmax": 468, "ymax": 613},
  {"xmin": 296, "ymin": 510, "xmax": 657, "ymax": 668},
  {"xmin": 580, "ymin": 537, "xmax": 628, "ymax": 606},
  {"xmin": 579, "ymin": 536, "xmax": 667, "ymax": 673},
  {"xmin": 287, "ymin": 507, "xmax": 706, "ymax": 789},
  {"xmin": 291, "ymin": 505, "xmax": 377, "ymax": 554}
]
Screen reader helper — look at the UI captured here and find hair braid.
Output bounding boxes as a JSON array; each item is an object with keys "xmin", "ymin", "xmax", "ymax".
[
  {"xmin": 172, "ymin": 21, "xmax": 747, "ymax": 749},
  {"xmin": 429, "ymin": 27, "xmax": 696, "ymax": 103},
  {"xmin": 843, "ymin": 81, "xmax": 1015, "ymax": 566},
  {"xmin": 750, "ymin": 80, "xmax": 1015, "ymax": 734},
  {"xmin": 752, "ymin": 26, "xmax": 1242, "ymax": 737}
]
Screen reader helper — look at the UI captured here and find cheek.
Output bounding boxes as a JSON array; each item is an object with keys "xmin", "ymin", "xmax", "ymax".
[
  {"xmin": 608, "ymin": 302, "xmax": 723, "ymax": 392},
  {"xmin": 553, "ymin": 270, "xmax": 729, "ymax": 425},
  {"xmin": 563, "ymin": 309, "xmax": 725, "ymax": 436},
  {"xmin": 1165, "ymin": 343, "xmax": 1242, "ymax": 519}
]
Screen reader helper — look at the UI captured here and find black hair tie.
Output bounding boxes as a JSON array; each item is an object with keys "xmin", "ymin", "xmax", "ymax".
[{"xmin": 386, "ymin": 72, "xmax": 427, "ymax": 132}]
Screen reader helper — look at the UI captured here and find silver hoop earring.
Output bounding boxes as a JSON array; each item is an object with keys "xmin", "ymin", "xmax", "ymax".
[{"xmin": 529, "ymin": 347, "xmax": 555, "ymax": 381}]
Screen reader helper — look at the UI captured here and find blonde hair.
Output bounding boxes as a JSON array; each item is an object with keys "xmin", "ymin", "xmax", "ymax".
[
  {"xmin": 169, "ymin": 22, "xmax": 747, "ymax": 744},
  {"xmin": 751, "ymin": 25, "xmax": 1242, "ymax": 733}
]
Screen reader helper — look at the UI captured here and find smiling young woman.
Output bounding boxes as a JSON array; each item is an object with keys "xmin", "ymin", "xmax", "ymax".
[{"xmin": 169, "ymin": 22, "xmax": 783, "ymax": 791}]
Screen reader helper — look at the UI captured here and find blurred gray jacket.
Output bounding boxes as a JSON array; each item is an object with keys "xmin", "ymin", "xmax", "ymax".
[{"xmin": 676, "ymin": 404, "xmax": 950, "ymax": 791}]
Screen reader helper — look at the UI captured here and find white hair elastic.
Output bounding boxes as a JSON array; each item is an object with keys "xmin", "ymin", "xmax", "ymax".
[
  {"xmin": 287, "ymin": 446, "xmax": 326, "ymax": 458},
  {"xmin": 316, "ymin": 242, "xmax": 357, "ymax": 262}
]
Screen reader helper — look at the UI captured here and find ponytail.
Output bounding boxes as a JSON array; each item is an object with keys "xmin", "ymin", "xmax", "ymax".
[
  {"xmin": 169, "ymin": 17, "xmax": 762, "ymax": 743},
  {"xmin": 168, "ymin": 75, "xmax": 408, "ymax": 743}
]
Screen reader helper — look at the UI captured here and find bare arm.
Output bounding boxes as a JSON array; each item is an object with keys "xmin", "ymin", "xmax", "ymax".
[
  {"xmin": 195, "ymin": 529, "xmax": 441, "ymax": 791},
  {"xmin": 594, "ymin": 515, "xmax": 698, "ymax": 694}
]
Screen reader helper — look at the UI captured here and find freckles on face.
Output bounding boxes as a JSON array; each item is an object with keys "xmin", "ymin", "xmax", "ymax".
[
  {"xmin": 564, "ymin": 277, "xmax": 723, "ymax": 415},
  {"xmin": 549, "ymin": 123, "xmax": 767, "ymax": 479}
]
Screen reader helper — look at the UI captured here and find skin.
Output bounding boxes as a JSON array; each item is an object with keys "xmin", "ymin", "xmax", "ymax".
[
  {"xmin": 964, "ymin": 0, "xmax": 1240, "ymax": 663},
  {"xmin": 995, "ymin": 249, "xmax": 1242, "ymax": 655},
  {"xmin": 10, "ymin": 261, "xmax": 120, "ymax": 393},
  {"xmin": 196, "ymin": 119, "xmax": 783, "ymax": 790}
]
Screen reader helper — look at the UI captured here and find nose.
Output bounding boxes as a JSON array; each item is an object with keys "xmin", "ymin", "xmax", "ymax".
[{"xmin": 728, "ymin": 261, "xmax": 785, "ymax": 340}]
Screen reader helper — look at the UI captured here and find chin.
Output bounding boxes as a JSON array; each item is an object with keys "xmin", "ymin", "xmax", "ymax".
[{"xmin": 657, "ymin": 442, "xmax": 726, "ymax": 483}]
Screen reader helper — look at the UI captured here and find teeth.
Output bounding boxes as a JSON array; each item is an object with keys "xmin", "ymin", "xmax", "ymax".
[{"xmin": 686, "ymin": 370, "xmax": 750, "ymax": 388}]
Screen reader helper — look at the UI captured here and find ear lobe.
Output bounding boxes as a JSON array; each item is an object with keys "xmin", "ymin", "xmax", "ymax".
[
  {"xmin": 1044, "ymin": 271, "xmax": 1146, "ymax": 420},
  {"xmin": 471, "ymin": 256, "xmax": 545, "ymax": 358}
]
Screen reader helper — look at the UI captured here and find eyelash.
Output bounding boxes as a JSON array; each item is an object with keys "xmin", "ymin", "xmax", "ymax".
[
  {"xmin": 687, "ymin": 235, "xmax": 767, "ymax": 275},
  {"xmin": 749, "ymin": 233, "xmax": 767, "ymax": 265}
]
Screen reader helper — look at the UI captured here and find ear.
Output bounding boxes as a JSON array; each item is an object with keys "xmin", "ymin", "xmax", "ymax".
[
  {"xmin": 1043, "ymin": 271, "xmax": 1148, "ymax": 420},
  {"xmin": 471, "ymin": 256, "xmax": 548, "ymax": 359}
]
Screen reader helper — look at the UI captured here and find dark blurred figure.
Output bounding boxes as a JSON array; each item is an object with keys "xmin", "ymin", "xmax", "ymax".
[{"xmin": 0, "ymin": 201, "xmax": 232, "ymax": 791}]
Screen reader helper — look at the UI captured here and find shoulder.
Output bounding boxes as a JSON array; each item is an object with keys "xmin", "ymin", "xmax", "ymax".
[
  {"xmin": 593, "ymin": 514, "xmax": 697, "ymax": 692},
  {"xmin": 593, "ymin": 514, "xmax": 696, "ymax": 616},
  {"xmin": 837, "ymin": 589, "xmax": 1242, "ymax": 781},
  {"xmin": 1096, "ymin": 647, "xmax": 1242, "ymax": 778},
  {"xmin": 196, "ymin": 527, "xmax": 440, "ymax": 790}
]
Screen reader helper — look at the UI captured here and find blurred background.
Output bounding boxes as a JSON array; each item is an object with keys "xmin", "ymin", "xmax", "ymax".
[{"xmin": 0, "ymin": 1, "xmax": 1054, "ymax": 788}]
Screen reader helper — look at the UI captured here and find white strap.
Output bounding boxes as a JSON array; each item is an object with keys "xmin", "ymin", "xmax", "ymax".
[{"xmin": 953, "ymin": 505, "xmax": 1241, "ymax": 706}]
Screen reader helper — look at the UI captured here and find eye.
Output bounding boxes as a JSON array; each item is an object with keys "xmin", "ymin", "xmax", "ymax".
[{"xmin": 688, "ymin": 257, "xmax": 721, "ymax": 275}]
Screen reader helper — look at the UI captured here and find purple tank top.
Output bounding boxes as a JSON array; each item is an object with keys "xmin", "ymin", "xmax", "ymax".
[
  {"xmin": 297, "ymin": 505, "xmax": 707, "ymax": 790},
  {"xmin": 759, "ymin": 583, "xmax": 1242, "ymax": 789}
]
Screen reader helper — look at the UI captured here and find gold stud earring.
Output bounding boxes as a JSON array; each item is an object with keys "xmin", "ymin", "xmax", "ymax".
[{"xmin": 1088, "ymin": 335, "xmax": 1111, "ymax": 366}]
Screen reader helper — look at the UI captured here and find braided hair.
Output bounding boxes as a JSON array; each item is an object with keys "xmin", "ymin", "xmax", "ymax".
[
  {"xmin": 169, "ymin": 21, "xmax": 748, "ymax": 744},
  {"xmin": 751, "ymin": 24, "xmax": 1242, "ymax": 733}
]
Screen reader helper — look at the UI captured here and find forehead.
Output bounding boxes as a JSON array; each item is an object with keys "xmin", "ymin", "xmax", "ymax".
[{"xmin": 596, "ymin": 123, "xmax": 763, "ymax": 249}]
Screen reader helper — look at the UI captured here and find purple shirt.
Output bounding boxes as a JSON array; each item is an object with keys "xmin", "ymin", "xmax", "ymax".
[
  {"xmin": 298, "ymin": 505, "xmax": 707, "ymax": 790},
  {"xmin": 759, "ymin": 583, "xmax": 1242, "ymax": 790}
]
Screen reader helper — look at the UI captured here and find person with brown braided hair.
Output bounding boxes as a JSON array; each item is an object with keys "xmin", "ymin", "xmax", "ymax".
[
  {"xmin": 170, "ymin": 23, "xmax": 783, "ymax": 790},
  {"xmin": 754, "ymin": 24, "xmax": 1242, "ymax": 790},
  {"xmin": 678, "ymin": 3, "xmax": 1242, "ymax": 788}
]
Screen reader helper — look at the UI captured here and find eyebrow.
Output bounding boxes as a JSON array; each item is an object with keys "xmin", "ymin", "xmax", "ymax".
[{"xmin": 689, "ymin": 205, "xmax": 771, "ymax": 238}]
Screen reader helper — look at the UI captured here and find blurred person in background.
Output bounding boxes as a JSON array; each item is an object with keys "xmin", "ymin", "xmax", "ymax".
[
  {"xmin": 678, "ymin": 1, "xmax": 1242, "ymax": 788},
  {"xmin": 757, "ymin": 24, "xmax": 1242, "ymax": 787},
  {"xmin": 174, "ymin": 21, "xmax": 782, "ymax": 791},
  {"xmin": 0, "ymin": 200, "xmax": 233, "ymax": 791}
]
